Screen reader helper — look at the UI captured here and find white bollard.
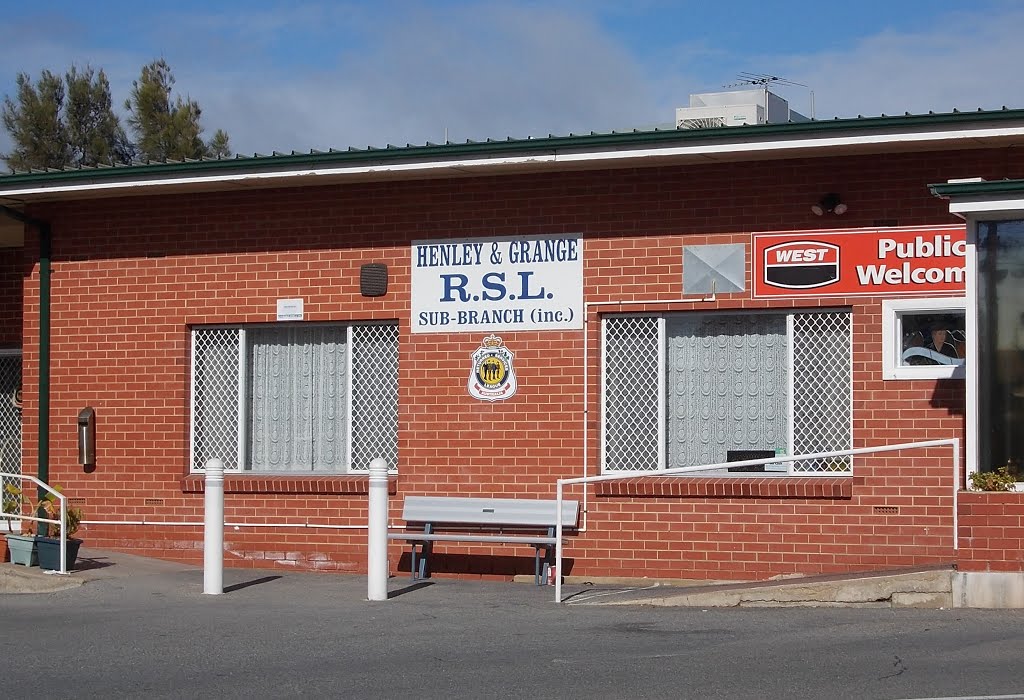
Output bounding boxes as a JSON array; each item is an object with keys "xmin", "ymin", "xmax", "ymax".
[
  {"xmin": 203, "ymin": 458, "xmax": 225, "ymax": 595},
  {"xmin": 367, "ymin": 457, "xmax": 389, "ymax": 601}
]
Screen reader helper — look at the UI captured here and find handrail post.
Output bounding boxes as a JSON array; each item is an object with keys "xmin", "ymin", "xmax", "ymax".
[
  {"xmin": 59, "ymin": 493, "xmax": 67, "ymax": 574},
  {"xmin": 203, "ymin": 458, "xmax": 224, "ymax": 595},
  {"xmin": 367, "ymin": 457, "xmax": 389, "ymax": 601},
  {"xmin": 555, "ymin": 480, "xmax": 564, "ymax": 603}
]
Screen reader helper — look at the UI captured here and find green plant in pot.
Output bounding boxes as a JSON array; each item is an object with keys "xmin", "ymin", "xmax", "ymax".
[
  {"xmin": 33, "ymin": 488, "xmax": 84, "ymax": 572},
  {"xmin": 2, "ymin": 483, "xmax": 18, "ymax": 529},
  {"xmin": 969, "ymin": 466, "xmax": 1017, "ymax": 492},
  {"xmin": 3, "ymin": 483, "xmax": 38, "ymax": 566}
]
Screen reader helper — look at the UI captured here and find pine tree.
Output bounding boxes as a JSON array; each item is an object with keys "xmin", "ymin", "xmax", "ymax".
[
  {"xmin": 1, "ymin": 70, "xmax": 71, "ymax": 171},
  {"xmin": 125, "ymin": 59, "xmax": 231, "ymax": 162},
  {"xmin": 64, "ymin": 66, "xmax": 134, "ymax": 167},
  {"xmin": 207, "ymin": 129, "xmax": 231, "ymax": 159},
  {"xmin": 1, "ymin": 60, "xmax": 231, "ymax": 171}
]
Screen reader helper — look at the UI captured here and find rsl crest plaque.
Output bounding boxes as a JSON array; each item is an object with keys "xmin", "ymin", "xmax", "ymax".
[{"xmin": 468, "ymin": 334, "xmax": 517, "ymax": 401}]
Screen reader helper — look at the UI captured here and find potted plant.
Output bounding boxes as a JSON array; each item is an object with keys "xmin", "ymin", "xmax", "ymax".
[
  {"xmin": 34, "ymin": 489, "xmax": 84, "ymax": 572},
  {"xmin": 969, "ymin": 466, "xmax": 1017, "ymax": 491},
  {"xmin": 2, "ymin": 483, "xmax": 17, "ymax": 530},
  {"xmin": 3, "ymin": 483, "xmax": 38, "ymax": 566}
]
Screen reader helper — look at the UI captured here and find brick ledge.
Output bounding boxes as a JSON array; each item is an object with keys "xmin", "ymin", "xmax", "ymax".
[
  {"xmin": 180, "ymin": 474, "xmax": 398, "ymax": 495},
  {"xmin": 596, "ymin": 476, "xmax": 852, "ymax": 499}
]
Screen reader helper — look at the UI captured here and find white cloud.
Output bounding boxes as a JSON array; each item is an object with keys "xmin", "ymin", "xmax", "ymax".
[
  {"xmin": 0, "ymin": 2, "xmax": 1021, "ymax": 163},
  {"xmin": 191, "ymin": 4, "xmax": 659, "ymax": 154},
  {"xmin": 759, "ymin": 7, "xmax": 1024, "ymax": 119}
]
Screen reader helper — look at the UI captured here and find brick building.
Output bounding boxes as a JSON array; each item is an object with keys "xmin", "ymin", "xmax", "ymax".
[{"xmin": 1, "ymin": 105, "xmax": 1023, "ymax": 585}]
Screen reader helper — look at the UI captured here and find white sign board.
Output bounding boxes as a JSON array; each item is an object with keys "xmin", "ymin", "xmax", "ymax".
[
  {"xmin": 277, "ymin": 298, "xmax": 304, "ymax": 321},
  {"xmin": 411, "ymin": 234, "xmax": 583, "ymax": 333}
]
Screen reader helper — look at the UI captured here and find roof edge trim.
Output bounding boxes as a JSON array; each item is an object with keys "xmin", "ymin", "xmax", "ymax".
[{"xmin": 2, "ymin": 108, "xmax": 1024, "ymax": 190}]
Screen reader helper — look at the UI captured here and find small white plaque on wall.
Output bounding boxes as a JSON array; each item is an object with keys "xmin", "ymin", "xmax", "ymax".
[{"xmin": 277, "ymin": 298, "xmax": 304, "ymax": 321}]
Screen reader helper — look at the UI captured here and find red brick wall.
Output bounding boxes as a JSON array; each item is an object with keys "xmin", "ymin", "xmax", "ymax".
[
  {"xmin": 11, "ymin": 146, "xmax": 1022, "ymax": 577},
  {"xmin": 957, "ymin": 491, "xmax": 1024, "ymax": 572}
]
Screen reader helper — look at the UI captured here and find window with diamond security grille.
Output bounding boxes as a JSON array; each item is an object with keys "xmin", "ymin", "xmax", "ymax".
[
  {"xmin": 602, "ymin": 311, "xmax": 851, "ymax": 473},
  {"xmin": 0, "ymin": 352, "xmax": 21, "ymax": 503},
  {"xmin": 191, "ymin": 323, "xmax": 398, "ymax": 472}
]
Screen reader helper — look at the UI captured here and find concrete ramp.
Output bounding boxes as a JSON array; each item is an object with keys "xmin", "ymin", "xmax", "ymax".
[
  {"xmin": 565, "ymin": 568, "xmax": 956, "ymax": 608},
  {"xmin": 0, "ymin": 563, "xmax": 84, "ymax": 594}
]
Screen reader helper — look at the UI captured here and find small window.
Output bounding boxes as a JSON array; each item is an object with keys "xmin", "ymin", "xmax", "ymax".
[
  {"xmin": 882, "ymin": 298, "xmax": 966, "ymax": 380},
  {"xmin": 602, "ymin": 310, "xmax": 852, "ymax": 474},
  {"xmin": 190, "ymin": 322, "xmax": 399, "ymax": 473},
  {"xmin": 0, "ymin": 350, "xmax": 22, "ymax": 531}
]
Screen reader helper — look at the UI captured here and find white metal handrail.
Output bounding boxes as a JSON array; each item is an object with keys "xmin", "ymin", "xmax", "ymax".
[
  {"xmin": 554, "ymin": 438, "xmax": 961, "ymax": 603},
  {"xmin": 1, "ymin": 473, "xmax": 68, "ymax": 574}
]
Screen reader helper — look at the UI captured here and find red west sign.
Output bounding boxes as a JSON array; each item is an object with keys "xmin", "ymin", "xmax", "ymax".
[{"xmin": 752, "ymin": 225, "xmax": 966, "ymax": 298}]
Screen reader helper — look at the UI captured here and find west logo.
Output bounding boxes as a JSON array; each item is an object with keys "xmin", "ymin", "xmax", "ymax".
[{"xmin": 763, "ymin": 241, "xmax": 840, "ymax": 289}]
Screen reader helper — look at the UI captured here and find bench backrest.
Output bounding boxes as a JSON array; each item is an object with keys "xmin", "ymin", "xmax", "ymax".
[{"xmin": 401, "ymin": 496, "xmax": 579, "ymax": 528}]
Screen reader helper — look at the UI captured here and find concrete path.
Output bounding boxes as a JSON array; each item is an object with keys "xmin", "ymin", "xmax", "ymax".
[
  {"xmin": 5, "ymin": 555, "xmax": 1024, "ymax": 699},
  {"xmin": 1, "ymin": 547, "xmax": 196, "ymax": 593},
  {"xmin": 3, "ymin": 547, "xmax": 960, "ymax": 609}
]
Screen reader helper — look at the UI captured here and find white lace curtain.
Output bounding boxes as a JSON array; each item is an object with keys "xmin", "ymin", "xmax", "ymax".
[
  {"xmin": 248, "ymin": 326, "xmax": 348, "ymax": 472},
  {"xmin": 666, "ymin": 314, "xmax": 787, "ymax": 468}
]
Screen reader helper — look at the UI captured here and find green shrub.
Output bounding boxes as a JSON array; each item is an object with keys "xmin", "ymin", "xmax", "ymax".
[{"xmin": 969, "ymin": 466, "xmax": 1017, "ymax": 492}]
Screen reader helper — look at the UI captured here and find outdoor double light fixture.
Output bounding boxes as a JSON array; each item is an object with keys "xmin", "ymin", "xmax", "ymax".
[{"xmin": 811, "ymin": 192, "xmax": 848, "ymax": 216}]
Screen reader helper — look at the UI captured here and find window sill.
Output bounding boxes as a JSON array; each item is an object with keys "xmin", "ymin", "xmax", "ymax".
[
  {"xmin": 181, "ymin": 474, "xmax": 398, "ymax": 495},
  {"xmin": 595, "ymin": 476, "xmax": 852, "ymax": 499},
  {"xmin": 884, "ymin": 365, "xmax": 965, "ymax": 381}
]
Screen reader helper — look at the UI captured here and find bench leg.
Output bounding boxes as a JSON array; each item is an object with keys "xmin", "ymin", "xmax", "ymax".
[
  {"xmin": 535, "ymin": 527, "xmax": 556, "ymax": 586},
  {"xmin": 419, "ymin": 540, "xmax": 432, "ymax": 579},
  {"xmin": 534, "ymin": 545, "xmax": 542, "ymax": 585},
  {"xmin": 535, "ymin": 546, "xmax": 558, "ymax": 586},
  {"xmin": 411, "ymin": 524, "xmax": 433, "ymax": 581}
]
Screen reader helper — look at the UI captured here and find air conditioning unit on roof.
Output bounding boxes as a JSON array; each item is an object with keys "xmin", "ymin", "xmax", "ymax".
[
  {"xmin": 678, "ymin": 115, "xmax": 727, "ymax": 130},
  {"xmin": 675, "ymin": 88, "xmax": 807, "ymax": 130},
  {"xmin": 676, "ymin": 103, "xmax": 763, "ymax": 129}
]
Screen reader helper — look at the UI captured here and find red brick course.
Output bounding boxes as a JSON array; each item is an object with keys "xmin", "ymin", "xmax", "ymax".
[{"xmin": 957, "ymin": 491, "xmax": 1024, "ymax": 572}]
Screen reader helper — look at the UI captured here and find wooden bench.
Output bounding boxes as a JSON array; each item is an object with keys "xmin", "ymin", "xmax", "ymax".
[{"xmin": 388, "ymin": 496, "xmax": 580, "ymax": 585}]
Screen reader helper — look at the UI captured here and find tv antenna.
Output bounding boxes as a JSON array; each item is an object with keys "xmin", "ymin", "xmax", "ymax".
[{"xmin": 725, "ymin": 73, "xmax": 815, "ymax": 119}]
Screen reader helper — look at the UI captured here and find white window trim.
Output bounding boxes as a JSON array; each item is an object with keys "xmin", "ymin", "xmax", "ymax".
[
  {"xmin": 600, "ymin": 309, "xmax": 851, "ymax": 474},
  {"xmin": 881, "ymin": 297, "xmax": 966, "ymax": 380},
  {"xmin": 785, "ymin": 312, "xmax": 796, "ymax": 458},
  {"xmin": 236, "ymin": 327, "xmax": 247, "ymax": 470},
  {"xmin": 345, "ymin": 324, "xmax": 354, "ymax": 470},
  {"xmin": 189, "ymin": 322, "xmax": 399, "ymax": 474},
  {"xmin": 656, "ymin": 317, "xmax": 666, "ymax": 469}
]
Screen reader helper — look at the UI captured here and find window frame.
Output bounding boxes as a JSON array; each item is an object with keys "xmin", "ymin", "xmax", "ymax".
[
  {"xmin": 600, "ymin": 309, "xmax": 852, "ymax": 474},
  {"xmin": 881, "ymin": 297, "xmax": 967, "ymax": 380},
  {"xmin": 189, "ymin": 321, "xmax": 398, "ymax": 474},
  {"xmin": 0, "ymin": 348, "xmax": 22, "ymax": 532}
]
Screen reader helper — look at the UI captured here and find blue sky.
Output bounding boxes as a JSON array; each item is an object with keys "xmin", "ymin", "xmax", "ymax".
[{"xmin": 0, "ymin": 0, "xmax": 1021, "ymax": 158}]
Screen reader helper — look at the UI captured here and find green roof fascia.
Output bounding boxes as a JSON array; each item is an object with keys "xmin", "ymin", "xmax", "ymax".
[
  {"xmin": 5, "ymin": 108, "xmax": 1024, "ymax": 188},
  {"xmin": 929, "ymin": 178, "xmax": 1024, "ymax": 199}
]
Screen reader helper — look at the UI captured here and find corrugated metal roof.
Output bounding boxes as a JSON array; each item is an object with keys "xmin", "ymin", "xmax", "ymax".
[{"xmin": 2, "ymin": 106, "xmax": 1021, "ymax": 185}]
